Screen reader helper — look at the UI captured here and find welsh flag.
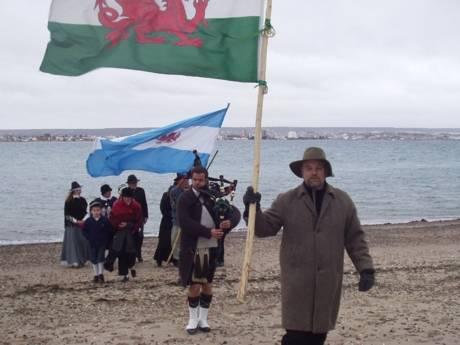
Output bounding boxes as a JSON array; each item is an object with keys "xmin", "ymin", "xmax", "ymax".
[{"xmin": 40, "ymin": 0, "xmax": 265, "ymax": 82}]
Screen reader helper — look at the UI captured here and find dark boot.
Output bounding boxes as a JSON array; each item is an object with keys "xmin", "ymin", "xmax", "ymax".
[{"xmin": 282, "ymin": 330, "xmax": 328, "ymax": 345}]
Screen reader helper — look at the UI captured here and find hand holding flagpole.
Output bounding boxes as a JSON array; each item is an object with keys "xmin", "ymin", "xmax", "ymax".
[{"xmin": 237, "ymin": 0, "xmax": 274, "ymax": 302}]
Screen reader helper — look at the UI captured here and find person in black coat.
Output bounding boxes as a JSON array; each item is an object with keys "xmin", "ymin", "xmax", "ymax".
[
  {"xmin": 127, "ymin": 174, "xmax": 148, "ymax": 262},
  {"xmin": 94, "ymin": 184, "xmax": 117, "ymax": 252},
  {"xmin": 82, "ymin": 200, "xmax": 112, "ymax": 283},
  {"xmin": 153, "ymin": 182, "xmax": 175, "ymax": 266},
  {"xmin": 177, "ymin": 167, "xmax": 241, "ymax": 335},
  {"xmin": 94, "ymin": 184, "xmax": 117, "ymax": 217},
  {"xmin": 61, "ymin": 181, "xmax": 90, "ymax": 267}
]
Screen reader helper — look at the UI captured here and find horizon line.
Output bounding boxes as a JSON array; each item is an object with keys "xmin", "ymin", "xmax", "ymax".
[{"xmin": 1, "ymin": 126, "xmax": 460, "ymax": 131}]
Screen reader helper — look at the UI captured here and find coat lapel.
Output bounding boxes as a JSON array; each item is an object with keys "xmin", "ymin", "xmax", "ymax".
[
  {"xmin": 317, "ymin": 186, "xmax": 335, "ymax": 225},
  {"xmin": 296, "ymin": 184, "xmax": 317, "ymax": 216},
  {"xmin": 318, "ymin": 193, "xmax": 331, "ymax": 221},
  {"xmin": 296, "ymin": 184, "xmax": 336, "ymax": 227}
]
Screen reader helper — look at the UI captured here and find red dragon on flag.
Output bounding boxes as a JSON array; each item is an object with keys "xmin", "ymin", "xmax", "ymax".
[
  {"xmin": 95, "ymin": 0, "xmax": 209, "ymax": 47},
  {"xmin": 155, "ymin": 131, "xmax": 182, "ymax": 144}
]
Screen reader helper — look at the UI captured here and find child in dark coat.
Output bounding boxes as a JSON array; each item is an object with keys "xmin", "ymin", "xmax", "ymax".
[{"xmin": 83, "ymin": 200, "xmax": 112, "ymax": 283}]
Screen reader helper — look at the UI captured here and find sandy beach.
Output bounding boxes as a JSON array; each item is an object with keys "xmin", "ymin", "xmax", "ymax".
[{"xmin": 1, "ymin": 220, "xmax": 459, "ymax": 345}]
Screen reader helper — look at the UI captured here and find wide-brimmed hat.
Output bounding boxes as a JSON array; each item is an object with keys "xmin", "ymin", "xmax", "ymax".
[
  {"xmin": 289, "ymin": 147, "xmax": 334, "ymax": 178},
  {"xmin": 126, "ymin": 174, "xmax": 140, "ymax": 184},
  {"xmin": 121, "ymin": 187, "xmax": 134, "ymax": 198},
  {"xmin": 100, "ymin": 184, "xmax": 112, "ymax": 194},
  {"xmin": 70, "ymin": 181, "xmax": 82, "ymax": 191}
]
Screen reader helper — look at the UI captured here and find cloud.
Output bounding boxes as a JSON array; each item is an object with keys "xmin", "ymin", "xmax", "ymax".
[{"xmin": 0, "ymin": 0, "xmax": 459, "ymax": 129}]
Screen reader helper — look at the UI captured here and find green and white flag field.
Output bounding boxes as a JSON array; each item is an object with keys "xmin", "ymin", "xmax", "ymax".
[{"xmin": 40, "ymin": 0, "xmax": 264, "ymax": 82}]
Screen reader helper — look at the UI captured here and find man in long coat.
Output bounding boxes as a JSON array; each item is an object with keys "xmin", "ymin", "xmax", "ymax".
[{"xmin": 243, "ymin": 147, "xmax": 375, "ymax": 345}]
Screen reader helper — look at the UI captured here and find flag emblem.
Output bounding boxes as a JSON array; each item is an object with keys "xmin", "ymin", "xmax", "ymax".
[
  {"xmin": 95, "ymin": 0, "xmax": 209, "ymax": 47},
  {"xmin": 156, "ymin": 131, "xmax": 182, "ymax": 144}
]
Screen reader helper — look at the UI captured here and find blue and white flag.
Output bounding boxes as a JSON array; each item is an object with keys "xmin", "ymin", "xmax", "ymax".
[{"xmin": 86, "ymin": 106, "xmax": 228, "ymax": 177}]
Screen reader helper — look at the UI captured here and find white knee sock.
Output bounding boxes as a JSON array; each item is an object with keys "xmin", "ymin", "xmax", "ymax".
[
  {"xmin": 92, "ymin": 264, "xmax": 98, "ymax": 276},
  {"xmin": 198, "ymin": 307, "xmax": 210, "ymax": 329},
  {"xmin": 97, "ymin": 262, "xmax": 104, "ymax": 275}
]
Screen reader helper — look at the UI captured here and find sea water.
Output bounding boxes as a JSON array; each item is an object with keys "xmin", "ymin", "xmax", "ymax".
[{"xmin": 0, "ymin": 139, "xmax": 459, "ymax": 244}]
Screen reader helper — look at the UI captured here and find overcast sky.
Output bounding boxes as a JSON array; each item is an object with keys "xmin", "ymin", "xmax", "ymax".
[{"xmin": 1, "ymin": 0, "xmax": 459, "ymax": 129}]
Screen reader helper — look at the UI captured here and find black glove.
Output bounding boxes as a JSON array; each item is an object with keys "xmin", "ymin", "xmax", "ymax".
[
  {"xmin": 243, "ymin": 186, "xmax": 262, "ymax": 222},
  {"xmin": 358, "ymin": 269, "xmax": 375, "ymax": 292},
  {"xmin": 243, "ymin": 186, "xmax": 261, "ymax": 205}
]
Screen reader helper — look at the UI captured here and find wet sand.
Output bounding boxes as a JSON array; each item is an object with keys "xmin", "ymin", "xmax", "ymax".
[{"xmin": 1, "ymin": 219, "xmax": 459, "ymax": 345}]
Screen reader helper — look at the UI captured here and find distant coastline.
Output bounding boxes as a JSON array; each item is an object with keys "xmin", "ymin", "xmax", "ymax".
[
  {"xmin": 1, "ymin": 217, "xmax": 459, "ymax": 246},
  {"xmin": 1, "ymin": 127, "xmax": 460, "ymax": 142}
]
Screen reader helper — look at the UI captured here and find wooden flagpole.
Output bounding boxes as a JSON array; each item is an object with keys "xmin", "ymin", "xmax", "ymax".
[
  {"xmin": 237, "ymin": 0, "xmax": 273, "ymax": 302},
  {"xmin": 165, "ymin": 229, "xmax": 180, "ymax": 265}
]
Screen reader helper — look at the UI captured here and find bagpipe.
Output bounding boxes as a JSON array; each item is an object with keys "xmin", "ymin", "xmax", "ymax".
[
  {"xmin": 193, "ymin": 150, "xmax": 238, "ymax": 223},
  {"xmin": 207, "ymin": 175, "xmax": 238, "ymax": 222}
]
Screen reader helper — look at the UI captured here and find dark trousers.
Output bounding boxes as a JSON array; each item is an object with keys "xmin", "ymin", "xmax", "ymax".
[
  {"xmin": 118, "ymin": 252, "xmax": 136, "ymax": 276},
  {"xmin": 281, "ymin": 330, "xmax": 328, "ymax": 345},
  {"xmin": 134, "ymin": 227, "xmax": 144, "ymax": 259}
]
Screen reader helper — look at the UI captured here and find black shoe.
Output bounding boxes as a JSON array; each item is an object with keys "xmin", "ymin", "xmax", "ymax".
[
  {"xmin": 199, "ymin": 326, "xmax": 211, "ymax": 333},
  {"xmin": 121, "ymin": 276, "xmax": 129, "ymax": 283},
  {"xmin": 186, "ymin": 328, "xmax": 198, "ymax": 335},
  {"xmin": 93, "ymin": 275, "xmax": 99, "ymax": 283},
  {"xmin": 137, "ymin": 256, "xmax": 143, "ymax": 263},
  {"xmin": 103, "ymin": 262, "xmax": 114, "ymax": 272},
  {"xmin": 130, "ymin": 269, "xmax": 137, "ymax": 278},
  {"xmin": 98, "ymin": 274, "xmax": 105, "ymax": 283},
  {"xmin": 171, "ymin": 258, "xmax": 179, "ymax": 267}
]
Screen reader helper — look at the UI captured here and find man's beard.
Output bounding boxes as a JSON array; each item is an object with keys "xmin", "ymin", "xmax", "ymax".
[
  {"xmin": 305, "ymin": 178, "xmax": 324, "ymax": 190},
  {"xmin": 193, "ymin": 183, "xmax": 207, "ymax": 191}
]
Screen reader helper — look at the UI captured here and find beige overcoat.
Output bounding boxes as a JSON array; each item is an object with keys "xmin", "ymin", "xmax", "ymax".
[{"xmin": 255, "ymin": 183, "xmax": 374, "ymax": 333}]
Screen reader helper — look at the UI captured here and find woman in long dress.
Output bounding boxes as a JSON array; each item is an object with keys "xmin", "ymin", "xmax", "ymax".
[
  {"xmin": 61, "ymin": 181, "xmax": 90, "ymax": 267},
  {"xmin": 153, "ymin": 185, "xmax": 174, "ymax": 266}
]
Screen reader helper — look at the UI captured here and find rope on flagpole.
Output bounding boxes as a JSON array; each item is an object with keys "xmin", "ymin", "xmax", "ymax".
[
  {"xmin": 261, "ymin": 19, "xmax": 276, "ymax": 38},
  {"xmin": 255, "ymin": 80, "xmax": 268, "ymax": 94},
  {"xmin": 254, "ymin": 21, "xmax": 275, "ymax": 95}
]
